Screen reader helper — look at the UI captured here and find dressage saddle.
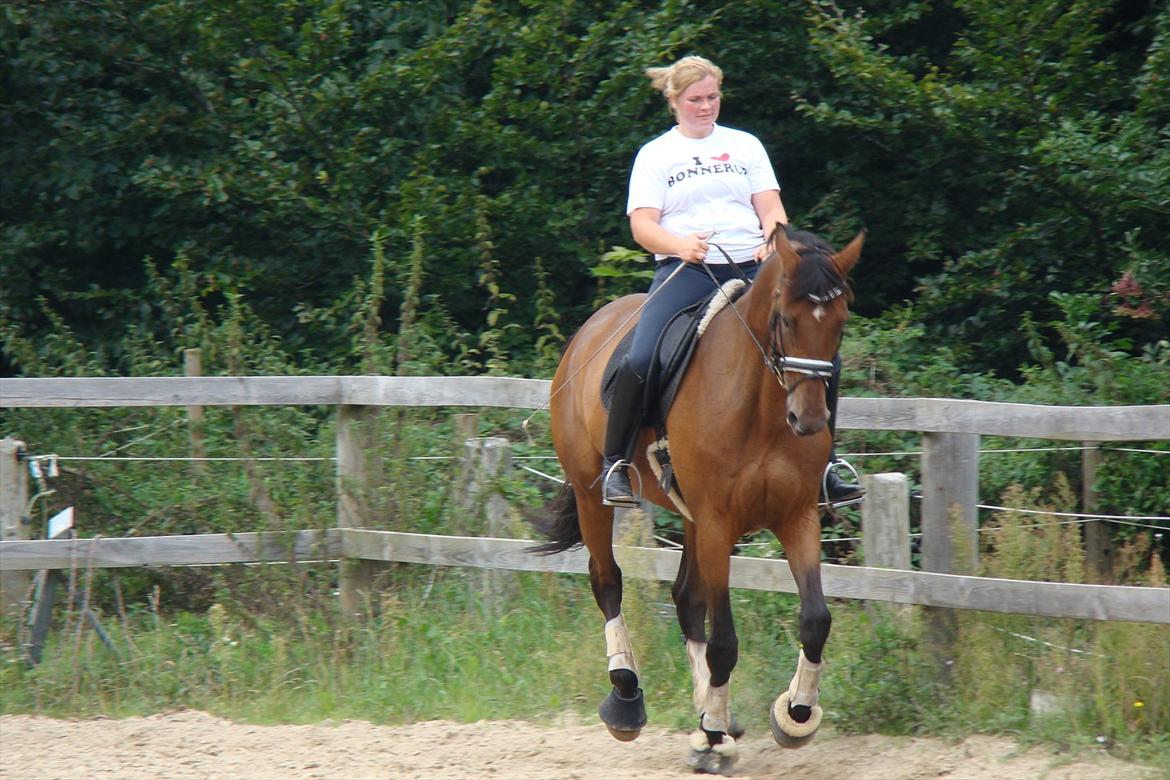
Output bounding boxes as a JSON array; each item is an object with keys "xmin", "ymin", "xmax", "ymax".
[{"xmin": 601, "ymin": 281, "xmax": 748, "ymax": 432}]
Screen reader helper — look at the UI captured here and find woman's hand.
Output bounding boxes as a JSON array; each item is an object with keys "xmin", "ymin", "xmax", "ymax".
[
  {"xmin": 676, "ymin": 231, "xmax": 712, "ymax": 263},
  {"xmin": 629, "ymin": 208, "xmax": 712, "ymax": 263}
]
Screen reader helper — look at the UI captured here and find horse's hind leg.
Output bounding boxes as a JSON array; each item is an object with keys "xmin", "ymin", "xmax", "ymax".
[
  {"xmin": 578, "ymin": 490, "xmax": 647, "ymax": 741},
  {"xmin": 770, "ymin": 509, "xmax": 831, "ymax": 749}
]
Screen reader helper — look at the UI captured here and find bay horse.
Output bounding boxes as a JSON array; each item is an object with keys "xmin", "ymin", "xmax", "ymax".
[{"xmin": 536, "ymin": 225, "xmax": 863, "ymax": 772}]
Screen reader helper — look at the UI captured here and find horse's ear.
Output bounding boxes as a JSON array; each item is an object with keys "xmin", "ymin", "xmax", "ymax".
[
  {"xmin": 771, "ymin": 224, "xmax": 801, "ymax": 271},
  {"xmin": 833, "ymin": 230, "xmax": 866, "ymax": 275}
]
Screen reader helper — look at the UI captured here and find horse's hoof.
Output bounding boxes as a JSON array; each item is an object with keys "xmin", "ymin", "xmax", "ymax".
[
  {"xmin": 606, "ymin": 724, "xmax": 642, "ymax": 742},
  {"xmin": 769, "ymin": 691, "xmax": 822, "ymax": 749},
  {"xmin": 599, "ymin": 687, "xmax": 646, "ymax": 741},
  {"xmin": 688, "ymin": 749, "xmax": 736, "ymax": 775},
  {"xmin": 687, "ymin": 729, "xmax": 738, "ymax": 775}
]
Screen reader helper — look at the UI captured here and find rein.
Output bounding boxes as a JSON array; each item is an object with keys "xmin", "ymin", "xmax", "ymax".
[
  {"xmin": 521, "ymin": 239, "xmax": 844, "ymax": 440},
  {"xmin": 703, "ymin": 242, "xmax": 841, "ymax": 391},
  {"xmin": 521, "ymin": 259, "xmax": 690, "ymax": 440}
]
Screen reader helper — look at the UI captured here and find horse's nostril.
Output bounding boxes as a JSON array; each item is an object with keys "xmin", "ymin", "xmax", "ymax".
[{"xmin": 787, "ymin": 411, "xmax": 800, "ymax": 431}]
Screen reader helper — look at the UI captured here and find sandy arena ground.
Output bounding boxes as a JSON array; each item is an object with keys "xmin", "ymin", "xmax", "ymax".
[{"xmin": 0, "ymin": 709, "xmax": 1160, "ymax": 780}]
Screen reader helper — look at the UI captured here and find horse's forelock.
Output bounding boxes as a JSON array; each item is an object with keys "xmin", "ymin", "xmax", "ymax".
[{"xmin": 786, "ymin": 231, "xmax": 849, "ymax": 303}]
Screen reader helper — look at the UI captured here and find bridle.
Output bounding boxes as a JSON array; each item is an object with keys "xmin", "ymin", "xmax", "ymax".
[
  {"xmin": 766, "ymin": 286, "xmax": 844, "ymax": 391},
  {"xmin": 703, "ymin": 242, "xmax": 845, "ymax": 391}
]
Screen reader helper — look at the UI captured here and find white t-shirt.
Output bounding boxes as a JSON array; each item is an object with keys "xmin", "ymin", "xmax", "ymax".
[{"xmin": 626, "ymin": 124, "xmax": 780, "ymax": 264}]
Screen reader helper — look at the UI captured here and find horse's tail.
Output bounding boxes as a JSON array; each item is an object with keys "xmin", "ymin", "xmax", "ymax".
[{"xmin": 527, "ymin": 482, "xmax": 583, "ymax": 555}]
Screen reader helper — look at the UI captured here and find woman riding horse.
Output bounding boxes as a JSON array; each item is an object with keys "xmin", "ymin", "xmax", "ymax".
[
  {"xmin": 602, "ymin": 55, "xmax": 861, "ymax": 508},
  {"xmin": 539, "ymin": 55, "xmax": 866, "ymax": 772}
]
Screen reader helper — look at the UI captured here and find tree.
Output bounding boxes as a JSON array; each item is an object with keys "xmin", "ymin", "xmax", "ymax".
[
  {"xmin": 3, "ymin": 0, "xmax": 1166, "ymax": 379},
  {"xmin": 789, "ymin": 0, "xmax": 1169, "ymax": 372}
]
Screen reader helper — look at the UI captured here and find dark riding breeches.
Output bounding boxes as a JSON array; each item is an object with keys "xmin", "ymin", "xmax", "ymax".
[{"xmin": 627, "ymin": 259, "xmax": 760, "ymax": 379}]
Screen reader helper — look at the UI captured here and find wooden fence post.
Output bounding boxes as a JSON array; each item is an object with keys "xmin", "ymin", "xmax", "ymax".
[
  {"xmin": 1081, "ymin": 441, "xmax": 1113, "ymax": 582},
  {"xmin": 452, "ymin": 413, "xmax": 479, "ymax": 448},
  {"xmin": 184, "ymin": 348, "xmax": 205, "ymax": 473},
  {"xmin": 921, "ymin": 432, "xmax": 980, "ymax": 575},
  {"xmin": 860, "ymin": 472, "xmax": 910, "ymax": 570},
  {"xmin": 1, "ymin": 438, "xmax": 31, "ymax": 618},
  {"xmin": 614, "ymin": 503, "xmax": 654, "ymax": 567},
  {"xmin": 920, "ymin": 432, "xmax": 980, "ymax": 674},
  {"xmin": 456, "ymin": 437, "xmax": 513, "ymax": 615},
  {"xmin": 337, "ymin": 405, "xmax": 379, "ymax": 619}
]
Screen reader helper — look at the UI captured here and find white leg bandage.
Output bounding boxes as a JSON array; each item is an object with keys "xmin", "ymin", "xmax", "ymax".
[
  {"xmin": 686, "ymin": 639, "xmax": 710, "ymax": 714},
  {"xmin": 787, "ymin": 649, "xmax": 822, "ymax": 708},
  {"xmin": 700, "ymin": 682, "xmax": 731, "ymax": 734},
  {"xmin": 604, "ymin": 614, "xmax": 638, "ymax": 676},
  {"xmin": 687, "ymin": 642, "xmax": 738, "ymax": 761}
]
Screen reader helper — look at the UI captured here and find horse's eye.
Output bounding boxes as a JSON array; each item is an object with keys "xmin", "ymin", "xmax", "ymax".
[{"xmin": 782, "ymin": 315, "xmax": 795, "ymax": 331}]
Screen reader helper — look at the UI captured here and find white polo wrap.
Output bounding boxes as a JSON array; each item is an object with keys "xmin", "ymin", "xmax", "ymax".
[
  {"xmin": 686, "ymin": 639, "xmax": 710, "ymax": 713},
  {"xmin": 689, "ymin": 728, "xmax": 739, "ymax": 759},
  {"xmin": 604, "ymin": 614, "xmax": 638, "ymax": 675},
  {"xmin": 788, "ymin": 649, "xmax": 822, "ymax": 708},
  {"xmin": 700, "ymin": 682, "xmax": 731, "ymax": 734}
]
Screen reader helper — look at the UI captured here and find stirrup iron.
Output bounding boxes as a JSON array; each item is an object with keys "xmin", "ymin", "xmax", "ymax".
[
  {"xmin": 602, "ymin": 459, "xmax": 642, "ymax": 508},
  {"xmin": 818, "ymin": 458, "xmax": 864, "ymax": 509}
]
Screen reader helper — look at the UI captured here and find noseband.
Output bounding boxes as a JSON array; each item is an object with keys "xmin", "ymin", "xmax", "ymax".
[{"xmin": 767, "ymin": 286, "xmax": 844, "ymax": 391}]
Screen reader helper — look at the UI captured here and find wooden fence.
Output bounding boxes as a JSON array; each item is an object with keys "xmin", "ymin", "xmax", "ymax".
[{"xmin": 1, "ymin": 375, "xmax": 1168, "ymax": 625}]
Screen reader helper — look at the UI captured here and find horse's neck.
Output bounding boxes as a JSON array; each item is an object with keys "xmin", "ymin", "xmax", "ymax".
[
  {"xmin": 713, "ymin": 256, "xmax": 784, "ymax": 396},
  {"xmin": 740, "ymin": 254, "xmax": 782, "ymax": 348}
]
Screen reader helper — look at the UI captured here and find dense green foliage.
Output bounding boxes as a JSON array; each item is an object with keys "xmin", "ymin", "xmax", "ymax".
[{"xmin": 2, "ymin": 0, "xmax": 1167, "ymax": 374}]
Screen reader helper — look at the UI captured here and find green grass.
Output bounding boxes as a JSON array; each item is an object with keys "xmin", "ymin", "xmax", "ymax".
[{"xmin": 2, "ymin": 562, "xmax": 1166, "ymax": 774}]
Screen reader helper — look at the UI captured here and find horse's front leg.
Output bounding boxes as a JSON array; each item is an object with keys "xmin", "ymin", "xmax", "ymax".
[
  {"xmin": 578, "ymin": 492, "xmax": 647, "ymax": 741},
  {"xmin": 771, "ymin": 509, "xmax": 832, "ymax": 748},
  {"xmin": 684, "ymin": 525, "xmax": 741, "ymax": 774}
]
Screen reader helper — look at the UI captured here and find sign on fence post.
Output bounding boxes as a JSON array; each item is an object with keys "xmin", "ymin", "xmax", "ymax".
[
  {"xmin": 25, "ymin": 506, "xmax": 73, "ymax": 666},
  {"xmin": 1, "ymin": 438, "xmax": 31, "ymax": 618}
]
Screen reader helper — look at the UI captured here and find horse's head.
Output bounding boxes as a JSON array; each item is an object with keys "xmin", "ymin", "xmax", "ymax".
[{"xmin": 767, "ymin": 225, "xmax": 863, "ymax": 436}]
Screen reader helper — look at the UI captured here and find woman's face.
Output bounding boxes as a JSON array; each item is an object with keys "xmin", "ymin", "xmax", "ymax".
[{"xmin": 671, "ymin": 75, "xmax": 721, "ymax": 138}]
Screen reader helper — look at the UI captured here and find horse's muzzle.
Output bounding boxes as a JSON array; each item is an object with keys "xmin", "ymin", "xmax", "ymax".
[{"xmin": 787, "ymin": 409, "xmax": 829, "ymax": 437}]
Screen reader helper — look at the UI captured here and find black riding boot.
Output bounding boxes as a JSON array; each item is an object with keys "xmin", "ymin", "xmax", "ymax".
[
  {"xmin": 823, "ymin": 354, "xmax": 864, "ymax": 504},
  {"xmin": 601, "ymin": 357, "xmax": 646, "ymax": 507}
]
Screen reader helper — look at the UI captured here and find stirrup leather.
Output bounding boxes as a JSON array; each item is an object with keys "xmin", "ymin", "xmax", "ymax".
[
  {"xmin": 602, "ymin": 459, "xmax": 642, "ymax": 508},
  {"xmin": 818, "ymin": 458, "xmax": 864, "ymax": 509}
]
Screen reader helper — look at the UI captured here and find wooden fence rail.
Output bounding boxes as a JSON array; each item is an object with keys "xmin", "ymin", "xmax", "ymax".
[
  {"xmin": 2, "ymin": 529, "xmax": 1167, "ymax": 624},
  {"xmin": 3, "ymin": 376, "xmax": 1168, "ymax": 441}
]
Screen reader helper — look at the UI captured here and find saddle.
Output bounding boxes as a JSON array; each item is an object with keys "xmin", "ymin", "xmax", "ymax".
[
  {"xmin": 601, "ymin": 278, "xmax": 747, "ymax": 426},
  {"xmin": 600, "ymin": 279, "xmax": 747, "ymax": 514}
]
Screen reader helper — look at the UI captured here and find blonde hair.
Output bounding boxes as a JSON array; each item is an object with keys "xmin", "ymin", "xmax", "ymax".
[{"xmin": 645, "ymin": 56, "xmax": 723, "ymax": 107}]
